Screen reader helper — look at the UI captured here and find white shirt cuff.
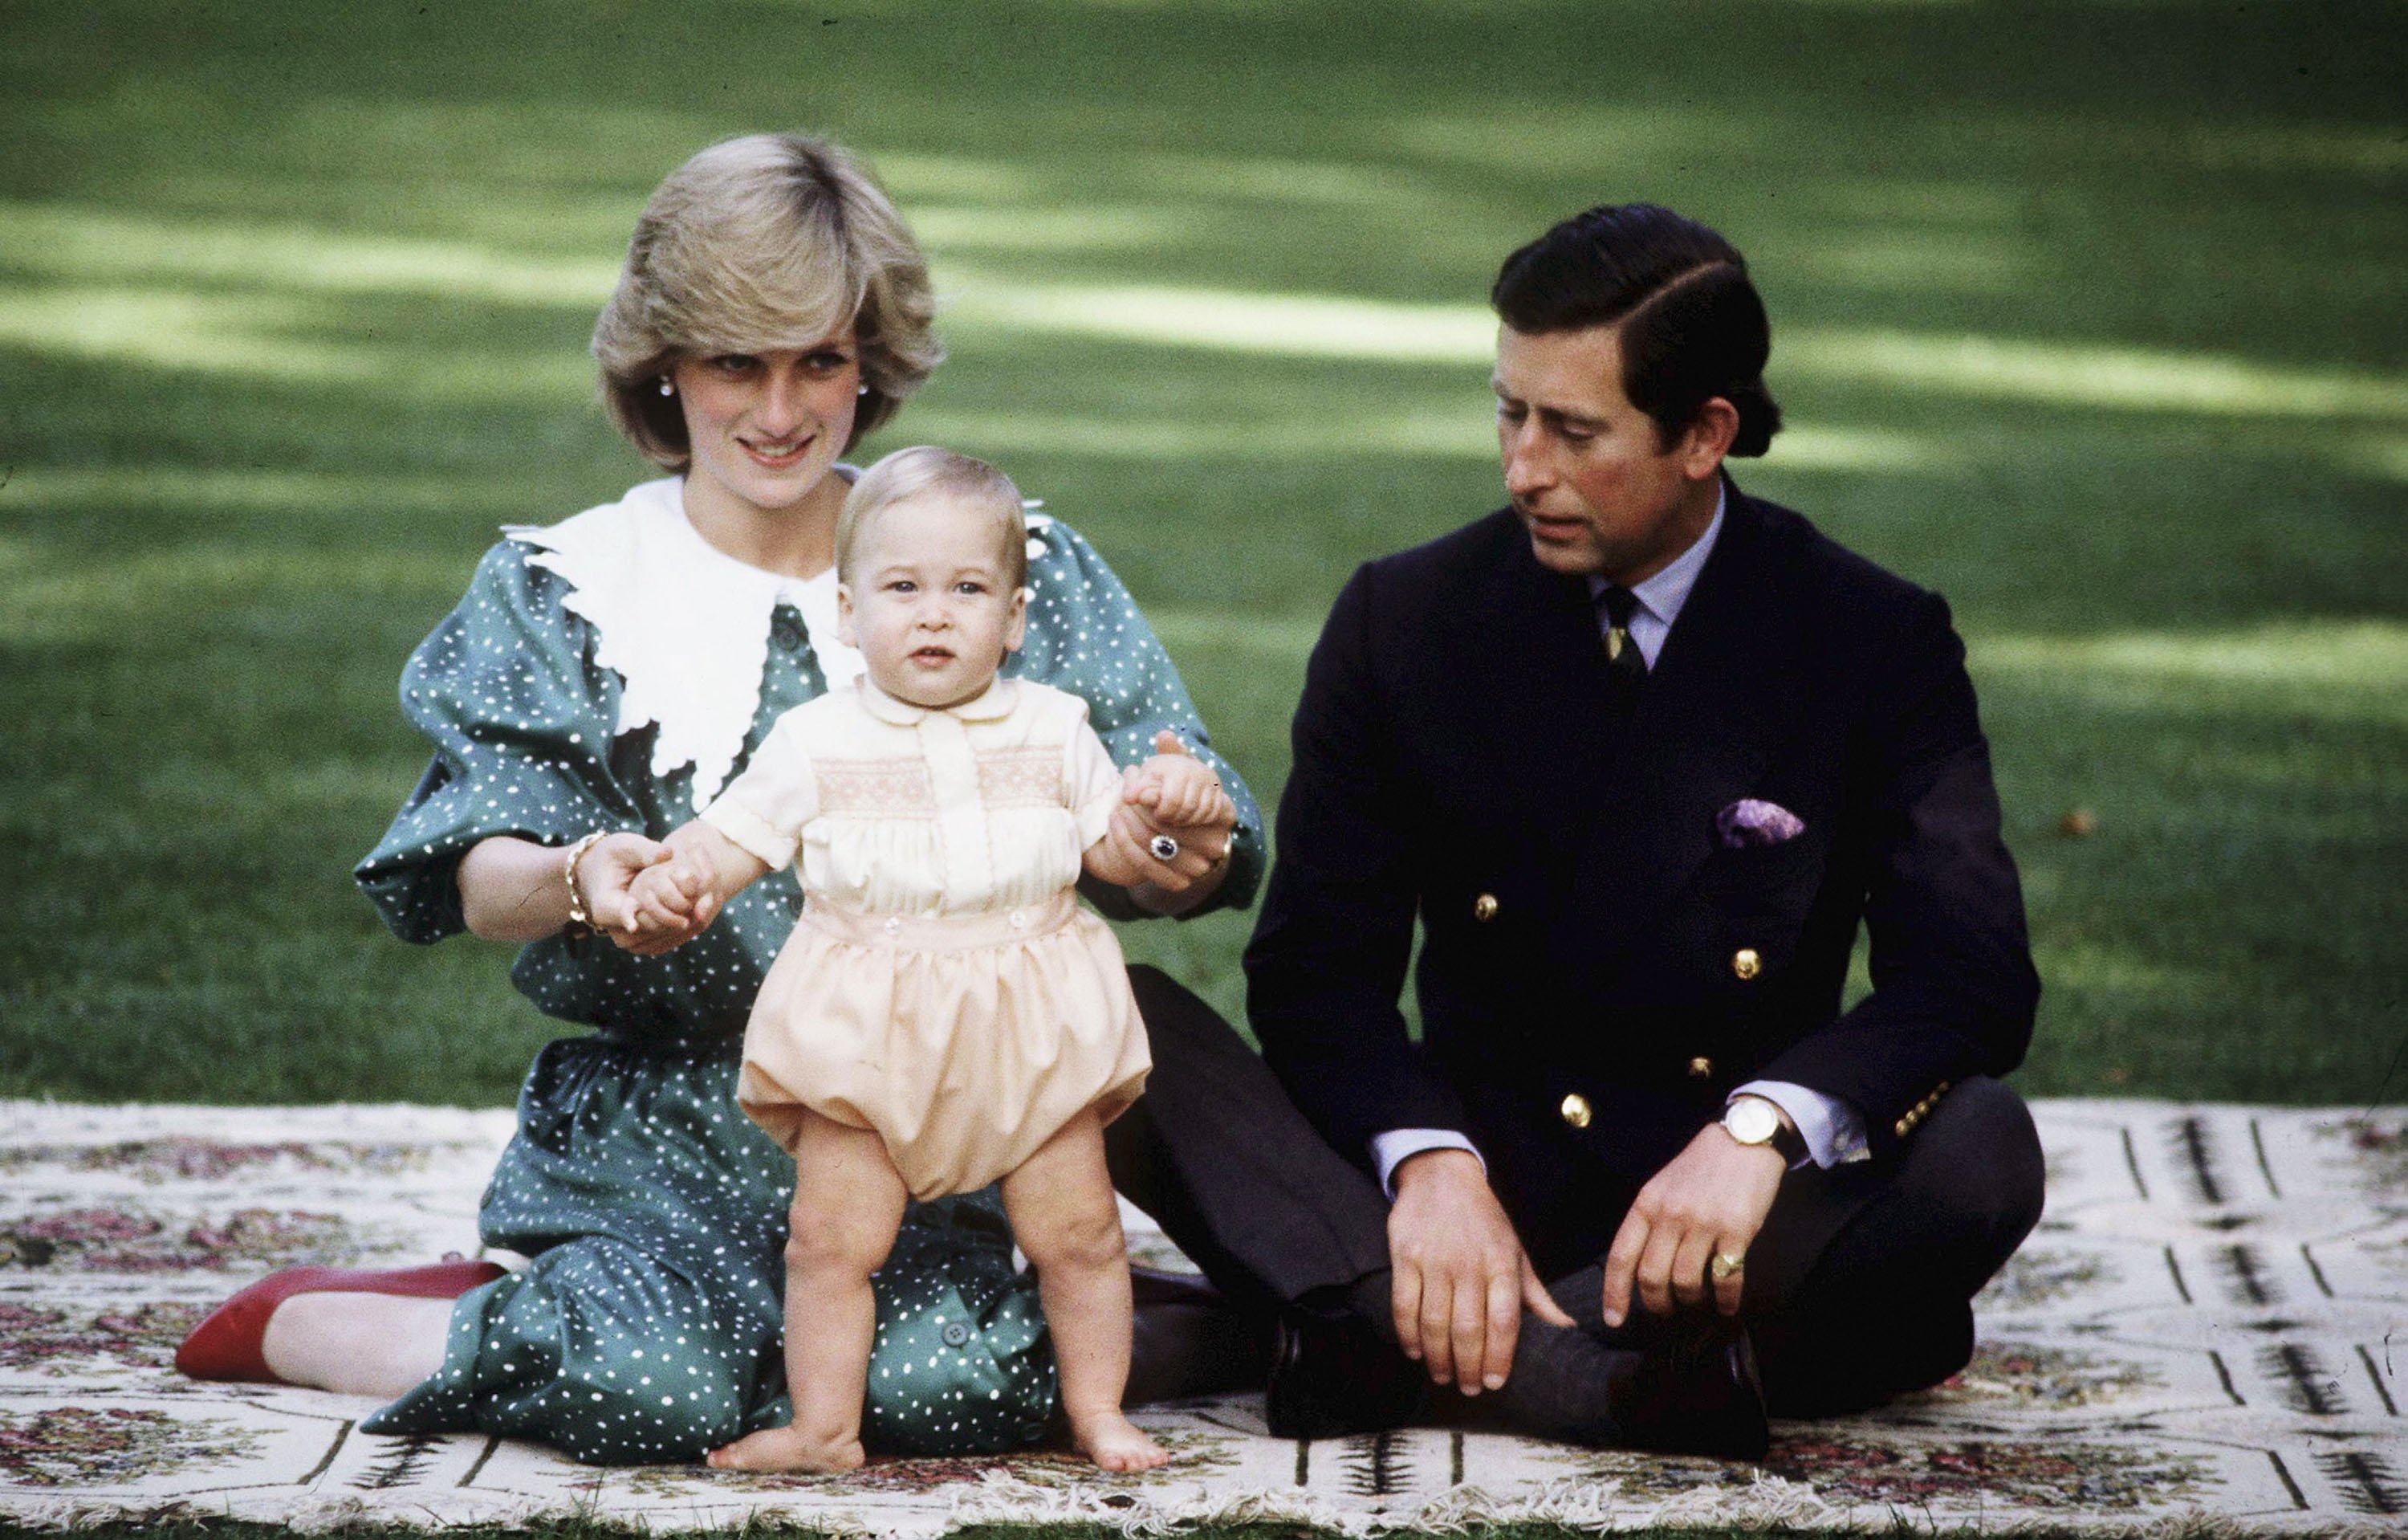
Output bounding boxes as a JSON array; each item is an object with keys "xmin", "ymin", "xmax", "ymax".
[
  {"xmin": 1370, "ymin": 1128, "xmax": 1485, "ymax": 1200},
  {"xmin": 1731, "ymin": 1080, "xmax": 1869, "ymax": 1167}
]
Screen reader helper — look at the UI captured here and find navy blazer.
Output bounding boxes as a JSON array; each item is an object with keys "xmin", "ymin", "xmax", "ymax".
[{"xmin": 1243, "ymin": 483, "xmax": 2040, "ymax": 1277}]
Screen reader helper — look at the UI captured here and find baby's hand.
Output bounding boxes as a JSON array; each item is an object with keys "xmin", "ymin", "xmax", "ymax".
[
  {"xmin": 1131, "ymin": 754, "xmax": 1230, "ymax": 832},
  {"xmin": 625, "ymin": 858, "xmax": 714, "ymax": 943},
  {"xmin": 1084, "ymin": 731, "xmax": 1237, "ymax": 905}
]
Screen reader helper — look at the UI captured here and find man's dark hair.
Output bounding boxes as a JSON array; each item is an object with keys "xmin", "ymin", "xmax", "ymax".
[{"xmin": 1491, "ymin": 203, "xmax": 1781, "ymax": 457}]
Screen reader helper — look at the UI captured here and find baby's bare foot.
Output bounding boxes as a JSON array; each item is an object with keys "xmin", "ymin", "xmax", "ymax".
[
  {"xmin": 707, "ymin": 1424, "xmax": 864, "ymax": 1473},
  {"xmin": 1068, "ymin": 1408, "xmax": 1169, "ymax": 1472}
]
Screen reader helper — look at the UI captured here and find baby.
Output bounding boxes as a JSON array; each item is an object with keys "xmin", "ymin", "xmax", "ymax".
[{"xmin": 627, "ymin": 446, "xmax": 1227, "ymax": 1473}]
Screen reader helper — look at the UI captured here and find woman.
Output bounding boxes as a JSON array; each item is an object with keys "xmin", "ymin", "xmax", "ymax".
[{"xmin": 174, "ymin": 132, "xmax": 1261, "ymax": 1465}]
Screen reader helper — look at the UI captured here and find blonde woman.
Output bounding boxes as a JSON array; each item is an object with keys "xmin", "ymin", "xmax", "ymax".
[{"xmin": 175, "ymin": 133, "xmax": 1262, "ymax": 1465}]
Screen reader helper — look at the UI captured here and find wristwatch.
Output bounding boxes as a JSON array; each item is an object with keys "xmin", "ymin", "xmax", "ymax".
[{"xmin": 1722, "ymin": 1095, "xmax": 1808, "ymax": 1167}]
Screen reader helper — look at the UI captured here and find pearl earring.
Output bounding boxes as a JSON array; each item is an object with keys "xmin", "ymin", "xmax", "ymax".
[
  {"xmin": 857, "ymin": 385, "xmax": 870, "ymax": 397},
  {"xmin": 657, "ymin": 377, "xmax": 674, "ymax": 397}
]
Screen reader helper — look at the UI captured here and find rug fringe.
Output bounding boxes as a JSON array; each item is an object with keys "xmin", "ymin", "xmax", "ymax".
[
  {"xmin": 946, "ymin": 1470, "xmax": 1865, "ymax": 1536},
  {"xmin": 943, "ymin": 1470, "xmax": 2408, "ymax": 1538},
  {"xmin": 0, "ymin": 1491, "xmax": 590, "ymax": 1534}
]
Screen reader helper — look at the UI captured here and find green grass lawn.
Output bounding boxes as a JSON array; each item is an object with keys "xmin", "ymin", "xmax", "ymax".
[{"xmin": 1, "ymin": 0, "xmax": 2401, "ymax": 1110}]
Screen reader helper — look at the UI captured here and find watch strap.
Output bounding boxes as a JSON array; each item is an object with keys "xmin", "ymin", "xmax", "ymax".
[
  {"xmin": 1725, "ymin": 1098, "xmax": 1810, "ymax": 1167},
  {"xmin": 1766, "ymin": 1116, "xmax": 1808, "ymax": 1167}
]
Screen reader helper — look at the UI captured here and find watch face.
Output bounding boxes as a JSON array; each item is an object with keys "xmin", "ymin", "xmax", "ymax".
[{"xmin": 1725, "ymin": 1098, "xmax": 1778, "ymax": 1145}]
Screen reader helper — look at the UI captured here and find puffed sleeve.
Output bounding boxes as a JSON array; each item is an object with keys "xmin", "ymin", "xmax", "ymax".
[
  {"xmin": 355, "ymin": 541, "xmax": 640, "ymax": 943},
  {"xmin": 699, "ymin": 710, "xmax": 822, "ymax": 870},
  {"xmin": 1061, "ymin": 704, "xmax": 1127, "ymax": 850},
  {"xmin": 1010, "ymin": 516, "xmax": 1265, "ymax": 915}
]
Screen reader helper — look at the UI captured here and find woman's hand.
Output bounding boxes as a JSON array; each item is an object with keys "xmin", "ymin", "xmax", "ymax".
[
  {"xmin": 458, "ymin": 833, "xmax": 670, "ymax": 947},
  {"xmin": 576, "ymin": 834, "xmax": 714, "ymax": 955},
  {"xmin": 620, "ymin": 857, "xmax": 716, "ymax": 949},
  {"xmin": 1133, "ymin": 748, "xmax": 1229, "ymax": 831},
  {"xmin": 1096, "ymin": 731, "xmax": 1238, "ymax": 914}
]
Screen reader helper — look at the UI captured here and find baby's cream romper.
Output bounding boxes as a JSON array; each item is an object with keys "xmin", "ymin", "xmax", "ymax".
[{"xmin": 700, "ymin": 678, "xmax": 1150, "ymax": 1200}]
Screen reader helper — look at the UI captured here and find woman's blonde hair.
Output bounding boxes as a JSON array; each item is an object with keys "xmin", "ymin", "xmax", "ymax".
[
  {"xmin": 592, "ymin": 133, "xmax": 943, "ymax": 467},
  {"xmin": 836, "ymin": 446, "xmax": 1029, "ymax": 590}
]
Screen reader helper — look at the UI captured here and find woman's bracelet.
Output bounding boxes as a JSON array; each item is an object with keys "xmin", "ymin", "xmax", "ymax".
[{"xmin": 561, "ymin": 830, "xmax": 610, "ymax": 936}]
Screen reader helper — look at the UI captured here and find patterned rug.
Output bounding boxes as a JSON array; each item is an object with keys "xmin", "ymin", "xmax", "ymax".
[{"xmin": 1, "ymin": 1098, "xmax": 2402, "ymax": 1534}]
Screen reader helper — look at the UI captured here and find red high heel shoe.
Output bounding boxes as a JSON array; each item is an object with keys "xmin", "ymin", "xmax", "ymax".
[{"xmin": 175, "ymin": 1257, "xmax": 506, "ymax": 1382}]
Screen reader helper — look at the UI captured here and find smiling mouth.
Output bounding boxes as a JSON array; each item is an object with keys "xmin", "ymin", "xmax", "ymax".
[
  {"xmin": 910, "ymin": 646, "xmax": 956, "ymax": 665},
  {"xmin": 742, "ymin": 434, "xmax": 812, "ymax": 467}
]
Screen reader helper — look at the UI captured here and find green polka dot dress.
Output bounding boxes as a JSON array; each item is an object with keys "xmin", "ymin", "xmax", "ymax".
[{"xmin": 353, "ymin": 481, "xmax": 1262, "ymax": 1466}]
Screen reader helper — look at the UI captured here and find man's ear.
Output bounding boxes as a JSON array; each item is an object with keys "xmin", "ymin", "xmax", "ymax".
[
  {"xmin": 1682, "ymin": 397, "xmax": 1741, "ymax": 481},
  {"xmin": 836, "ymin": 584, "xmax": 858, "ymax": 647}
]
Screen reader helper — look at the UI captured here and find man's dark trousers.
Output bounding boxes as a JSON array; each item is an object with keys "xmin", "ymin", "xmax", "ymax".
[{"xmin": 1114, "ymin": 966, "xmax": 2044, "ymax": 1420}]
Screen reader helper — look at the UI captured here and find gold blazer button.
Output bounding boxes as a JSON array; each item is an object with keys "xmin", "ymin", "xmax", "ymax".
[
  {"xmin": 1472, "ymin": 893, "xmax": 1499, "ymax": 922},
  {"xmin": 1731, "ymin": 947, "xmax": 1763, "ymax": 981},
  {"xmin": 1558, "ymin": 1093, "xmax": 1592, "ymax": 1129},
  {"xmin": 1687, "ymin": 1055, "xmax": 1714, "ymax": 1079}
]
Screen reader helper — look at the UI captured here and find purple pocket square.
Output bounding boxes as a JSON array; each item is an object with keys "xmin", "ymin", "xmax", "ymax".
[{"xmin": 1718, "ymin": 798, "xmax": 1805, "ymax": 849}]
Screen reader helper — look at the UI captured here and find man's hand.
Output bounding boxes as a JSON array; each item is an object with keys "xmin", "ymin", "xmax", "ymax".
[
  {"xmin": 1387, "ymin": 1149, "xmax": 1576, "ymax": 1395},
  {"xmin": 1600, "ymin": 1119, "xmax": 1787, "ymax": 1326}
]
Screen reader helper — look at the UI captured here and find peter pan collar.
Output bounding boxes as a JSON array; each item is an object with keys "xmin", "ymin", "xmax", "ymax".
[
  {"xmin": 856, "ymin": 676, "xmax": 1020, "ymax": 726},
  {"xmin": 507, "ymin": 476, "xmax": 853, "ymax": 810}
]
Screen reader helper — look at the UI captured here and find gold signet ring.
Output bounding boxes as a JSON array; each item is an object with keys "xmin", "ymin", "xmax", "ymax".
[{"xmin": 1709, "ymin": 1252, "xmax": 1745, "ymax": 1282}]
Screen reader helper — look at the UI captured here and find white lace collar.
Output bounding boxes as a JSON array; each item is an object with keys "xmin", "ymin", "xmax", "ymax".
[{"xmin": 506, "ymin": 477, "xmax": 864, "ymax": 810}]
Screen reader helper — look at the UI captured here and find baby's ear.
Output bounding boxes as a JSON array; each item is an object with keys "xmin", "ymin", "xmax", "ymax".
[
  {"xmin": 836, "ymin": 583, "xmax": 858, "ymax": 647},
  {"xmin": 1003, "ymin": 586, "xmax": 1028, "ymax": 654}
]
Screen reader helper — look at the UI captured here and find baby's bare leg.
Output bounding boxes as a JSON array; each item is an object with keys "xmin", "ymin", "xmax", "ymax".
[
  {"xmin": 1002, "ymin": 1107, "xmax": 1168, "ymax": 1472},
  {"xmin": 710, "ymin": 1109, "xmax": 906, "ymax": 1473}
]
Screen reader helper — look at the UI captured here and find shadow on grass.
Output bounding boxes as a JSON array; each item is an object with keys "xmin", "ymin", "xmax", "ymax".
[{"xmin": 2, "ymin": 0, "xmax": 2402, "ymax": 1106}]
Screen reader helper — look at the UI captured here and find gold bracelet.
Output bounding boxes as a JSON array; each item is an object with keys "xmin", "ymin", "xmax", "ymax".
[{"xmin": 561, "ymin": 831, "xmax": 609, "ymax": 935}]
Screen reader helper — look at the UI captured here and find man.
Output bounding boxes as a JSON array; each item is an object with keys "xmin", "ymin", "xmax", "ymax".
[{"xmin": 1180, "ymin": 202, "xmax": 2045, "ymax": 1456}]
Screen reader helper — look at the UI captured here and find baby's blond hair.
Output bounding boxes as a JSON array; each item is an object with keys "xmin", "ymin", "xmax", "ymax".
[{"xmin": 836, "ymin": 446, "xmax": 1029, "ymax": 589}]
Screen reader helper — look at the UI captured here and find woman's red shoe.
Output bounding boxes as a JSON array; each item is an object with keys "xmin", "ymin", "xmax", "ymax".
[{"xmin": 175, "ymin": 1258, "xmax": 506, "ymax": 1383}]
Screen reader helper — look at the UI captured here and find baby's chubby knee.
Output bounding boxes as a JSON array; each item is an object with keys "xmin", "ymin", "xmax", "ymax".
[
  {"xmin": 1012, "ymin": 1195, "xmax": 1129, "ymax": 1277},
  {"xmin": 785, "ymin": 1198, "xmax": 900, "ymax": 1279}
]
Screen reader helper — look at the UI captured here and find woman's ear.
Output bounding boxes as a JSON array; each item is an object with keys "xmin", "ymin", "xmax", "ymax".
[{"xmin": 836, "ymin": 584, "xmax": 858, "ymax": 647}]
